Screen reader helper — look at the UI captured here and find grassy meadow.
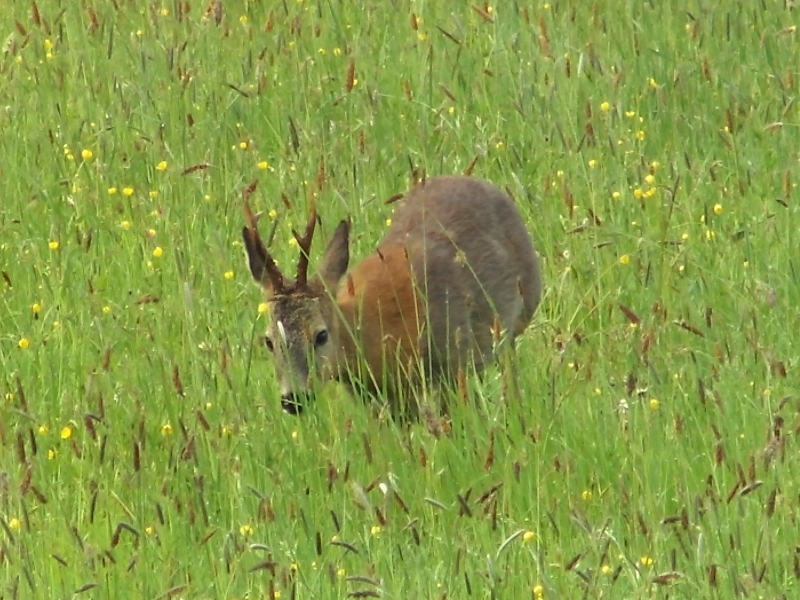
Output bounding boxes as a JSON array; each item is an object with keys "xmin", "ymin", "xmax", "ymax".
[{"xmin": 2, "ymin": 1, "xmax": 799, "ymax": 598}]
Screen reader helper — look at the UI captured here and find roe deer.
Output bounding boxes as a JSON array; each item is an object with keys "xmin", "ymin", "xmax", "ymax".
[{"xmin": 242, "ymin": 175, "xmax": 542, "ymax": 416}]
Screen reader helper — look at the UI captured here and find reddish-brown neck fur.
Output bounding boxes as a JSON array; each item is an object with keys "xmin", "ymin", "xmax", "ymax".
[{"xmin": 333, "ymin": 245, "xmax": 424, "ymax": 401}]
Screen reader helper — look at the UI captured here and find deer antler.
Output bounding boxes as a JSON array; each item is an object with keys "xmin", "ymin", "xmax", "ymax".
[
  {"xmin": 293, "ymin": 198, "xmax": 317, "ymax": 289},
  {"xmin": 243, "ymin": 196, "xmax": 286, "ymax": 294}
]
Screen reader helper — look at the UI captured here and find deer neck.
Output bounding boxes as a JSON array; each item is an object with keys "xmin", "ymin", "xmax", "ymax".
[{"xmin": 330, "ymin": 294, "xmax": 361, "ymax": 382}]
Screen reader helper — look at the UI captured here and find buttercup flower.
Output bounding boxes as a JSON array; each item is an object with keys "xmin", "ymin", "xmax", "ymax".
[{"xmin": 522, "ymin": 530, "xmax": 535, "ymax": 543}]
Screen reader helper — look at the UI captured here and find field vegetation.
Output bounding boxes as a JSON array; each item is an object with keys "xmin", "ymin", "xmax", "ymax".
[{"xmin": 1, "ymin": 1, "xmax": 799, "ymax": 598}]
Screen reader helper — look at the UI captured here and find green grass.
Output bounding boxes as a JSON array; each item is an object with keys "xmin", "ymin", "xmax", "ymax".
[{"xmin": 1, "ymin": 1, "xmax": 799, "ymax": 598}]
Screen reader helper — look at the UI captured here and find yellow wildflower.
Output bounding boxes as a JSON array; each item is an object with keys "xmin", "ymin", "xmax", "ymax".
[{"xmin": 522, "ymin": 530, "xmax": 535, "ymax": 543}]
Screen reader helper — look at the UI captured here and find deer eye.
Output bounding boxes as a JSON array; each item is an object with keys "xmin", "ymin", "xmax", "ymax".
[
  {"xmin": 263, "ymin": 336, "xmax": 274, "ymax": 352},
  {"xmin": 314, "ymin": 330, "xmax": 329, "ymax": 347}
]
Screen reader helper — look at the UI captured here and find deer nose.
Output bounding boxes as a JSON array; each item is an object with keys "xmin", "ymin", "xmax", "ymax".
[{"xmin": 281, "ymin": 393, "xmax": 305, "ymax": 415}]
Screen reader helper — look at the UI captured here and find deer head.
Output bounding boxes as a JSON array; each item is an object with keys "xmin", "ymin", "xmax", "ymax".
[{"xmin": 242, "ymin": 199, "xmax": 350, "ymax": 414}]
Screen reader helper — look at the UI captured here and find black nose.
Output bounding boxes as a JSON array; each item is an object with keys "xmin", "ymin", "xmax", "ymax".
[{"xmin": 281, "ymin": 394, "xmax": 304, "ymax": 415}]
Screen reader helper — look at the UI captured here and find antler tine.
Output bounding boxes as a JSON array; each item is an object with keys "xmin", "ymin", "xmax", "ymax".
[
  {"xmin": 293, "ymin": 198, "xmax": 318, "ymax": 288},
  {"xmin": 243, "ymin": 198, "xmax": 286, "ymax": 294}
]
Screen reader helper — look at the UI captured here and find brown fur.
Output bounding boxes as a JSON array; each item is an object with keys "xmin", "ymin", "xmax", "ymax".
[
  {"xmin": 242, "ymin": 175, "xmax": 542, "ymax": 417},
  {"xmin": 335, "ymin": 245, "xmax": 425, "ymax": 406}
]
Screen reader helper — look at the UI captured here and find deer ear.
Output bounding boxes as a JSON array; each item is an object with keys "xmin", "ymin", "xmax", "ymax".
[
  {"xmin": 242, "ymin": 226, "xmax": 280, "ymax": 297},
  {"xmin": 314, "ymin": 220, "xmax": 350, "ymax": 293},
  {"xmin": 242, "ymin": 226, "xmax": 266, "ymax": 281}
]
